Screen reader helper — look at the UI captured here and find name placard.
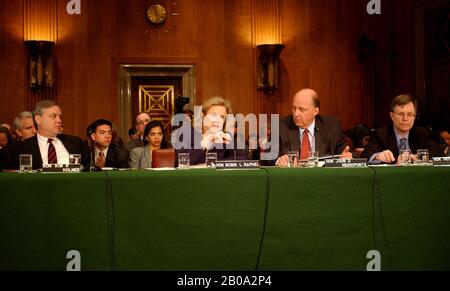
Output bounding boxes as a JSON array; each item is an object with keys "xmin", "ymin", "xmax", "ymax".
[
  {"xmin": 215, "ymin": 160, "xmax": 260, "ymax": 170},
  {"xmin": 432, "ymin": 157, "xmax": 450, "ymax": 167},
  {"xmin": 41, "ymin": 164, "xmax": 82, "ymax": 173},
  {"xmin": 323, "ymin": 158, "xmax": 368, "ymax": 168}
]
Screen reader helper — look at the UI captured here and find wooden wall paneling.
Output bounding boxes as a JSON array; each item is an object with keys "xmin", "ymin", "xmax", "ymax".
[{"xmin": 0, "ymin": 0, "xmax": 26, "ymax": 124}]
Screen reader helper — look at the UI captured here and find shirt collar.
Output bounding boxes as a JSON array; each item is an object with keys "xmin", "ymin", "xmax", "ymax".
[
  {"xmin": 393, "ymin": 127, "xmax": 409, "ymax": 143},
  {"xmin": 37, "ymin": 133, "xmax": 59, "ymax": 144},
  {"xmin": 299, "ymin": 121, "xmax": 316, "ymax": 136}
]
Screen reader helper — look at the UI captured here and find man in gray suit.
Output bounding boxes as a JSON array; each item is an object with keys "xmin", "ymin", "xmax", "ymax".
[{"xmin": 276, "ymin": 88, "xmax": 351, "ymax": 167}]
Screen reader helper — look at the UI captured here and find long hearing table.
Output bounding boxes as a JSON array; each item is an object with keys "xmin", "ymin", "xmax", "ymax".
[{"xmin": 0, "ymin": 166, "xmax": 449, "ymax": 271}]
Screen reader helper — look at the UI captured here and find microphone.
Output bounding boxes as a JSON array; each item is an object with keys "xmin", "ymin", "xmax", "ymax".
[{"xmin": 89, "ymin": 142, "xmax": 102, "ymax": 172}]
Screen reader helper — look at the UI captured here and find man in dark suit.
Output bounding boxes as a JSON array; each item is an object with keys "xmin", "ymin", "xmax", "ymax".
[
  {"xmin": 86, "ymin": 119, "xmax": 129, "ymax": 169},
  {"xmin": 276, "ymin": 88, "xmax": 351, "ymax": 167},
  {"xmin": 361, "ymin": 94, "xmax": 445, "ymax": 163},
  {"xmin": 12, "ymin": 100, "xmax": 88, "ymax": 170}
]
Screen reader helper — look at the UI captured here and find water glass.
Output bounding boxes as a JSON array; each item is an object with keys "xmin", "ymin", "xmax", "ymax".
[
  {"xmin": 69, "ymin": 154, "xmax": 81, "ymax": 165},
  {"xmin": 206, "ymin": 152, "xmax": 217, "ymax": 168},
  {"xmin": 19, "ymin": 154, "xmax": 32, "ymax": 173},
  {"xmin": 398, "ymin": 149, "xmax": 411, "ymax": 166},
  {"xmin": 178, "ymin": 153, "xmax": 190, "ymax": 169},
  {"xmin": 307, "ymin": 151, "xmax": 319, "ymax": 168},
  {"xmin": 416, "ymin": 149, "xmax": 429, "ymax": 164},
  {"xmin": 287, "ymin": 151, "xmax": 298, "ymax": 168}
]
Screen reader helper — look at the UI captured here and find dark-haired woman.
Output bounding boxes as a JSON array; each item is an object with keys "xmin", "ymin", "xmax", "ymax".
[{"xmin": 130, "ymin": 121, "xmax": 170, "ymax": 169}]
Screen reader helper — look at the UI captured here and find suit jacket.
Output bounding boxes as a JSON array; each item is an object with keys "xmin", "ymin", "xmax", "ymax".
[
  {"xmin": 174, "ymin": 128, "xmax": 247, "ymax": 166},
  {"xmin": 130, "ymin": 145, "xmax": 152, "ymax": 169},
  {"xmin": 125, "ymin": 138, "xmax": 143, "ymax": 152},
  {"xmin": 361, "ymin": 124, "xmax": 445, "ymax": 163},
  {"xmin": 11, "ymin": 134, "xmax": 88, "ymax": 170},
  {"xmin": 277, "ymin": 115, "xmax": 348, "ymax": 158},
  {"xmin": 86, "ymin": 144, "xmax": 129, "ymax": 169}
]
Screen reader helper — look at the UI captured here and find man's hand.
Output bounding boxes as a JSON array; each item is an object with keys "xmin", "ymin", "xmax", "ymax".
[
  {"xmin": 375, "ymin": 150, "xmax": 396, "ymax": 163},
  {"xmin": 340, "ymin": 146, "xmax": 353, "ymax": 159},
  {"xmin": 276, "ymin": 155, "xmax": 289, "ymax": 168}
]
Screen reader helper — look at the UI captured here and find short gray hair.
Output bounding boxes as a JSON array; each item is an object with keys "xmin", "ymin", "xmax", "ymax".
[
  {"xmin": 12, "ymin": 111, "xmax": 33, "ymax": 131},
  {"xmin": 33, "ymin": 100, "xmax": 59, "ymax": 117}
]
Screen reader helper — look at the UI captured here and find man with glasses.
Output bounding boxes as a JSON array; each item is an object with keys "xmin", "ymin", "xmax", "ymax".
[
  {"xmin": 125, "ymin": 112, "xmax": 151, "ymax": 152},
  {"xmin": 362, "ymin": 94, "xmax": 445, "ymax": 163}
]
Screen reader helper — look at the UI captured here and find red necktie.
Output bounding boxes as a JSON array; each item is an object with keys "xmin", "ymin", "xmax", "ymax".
[
  {"xmin": 48, "ymin": 139, "xmax": 57, "ymax": 164},
  {"xmin": 300, "ymin": 129, "xmax": 311, "ymax": 160},
  {"xmin": 96, "ymin": 151, "xmax": 105, "ymax": 168}
]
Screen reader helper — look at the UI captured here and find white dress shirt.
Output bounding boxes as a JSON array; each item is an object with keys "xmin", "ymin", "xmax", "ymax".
[{"xmin": 37, "ymin": 133, "xmax": 70, "ymax": 164}]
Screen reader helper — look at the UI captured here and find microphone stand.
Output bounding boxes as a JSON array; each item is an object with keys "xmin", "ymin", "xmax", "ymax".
[{"xmin": 89, "ymin": 142, "xmax": 102, "ymax": 172}]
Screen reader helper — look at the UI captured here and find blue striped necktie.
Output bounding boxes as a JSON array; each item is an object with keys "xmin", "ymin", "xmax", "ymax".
[{"xmin": 399, "ymin": 137, "xmax": 407, "ymax": 151}]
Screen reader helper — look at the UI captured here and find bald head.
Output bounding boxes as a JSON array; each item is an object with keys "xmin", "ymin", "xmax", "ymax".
[{"xmin": 291, "ymin": 88, "xmax": 320, "ymax": 128}]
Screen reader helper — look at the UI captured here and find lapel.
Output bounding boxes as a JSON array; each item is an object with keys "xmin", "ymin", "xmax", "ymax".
[
  {"xmin": 287, "ymin": 118, "xmax": 300, "ymax": 152},
  {"xmin": 105, "ymin": 146, "xmax": 116, "ymax": 166},
  {"xmin": 387, "ymin": 125, "xmax": 400, "ymax": 157},
  {"xmin": 314, "ymin": 116, "xmax": 328, "ymax": 155},
  {"xmin": 58, "ymin": 134, "xmax": 73, "ymax": 153},
  {"xmin": 30, "ymin": 135, "xmax": 43, "ymax": 169},
  {"xmin": 408, "ymin": 127, "xmax": 419, "ymax": 153}
]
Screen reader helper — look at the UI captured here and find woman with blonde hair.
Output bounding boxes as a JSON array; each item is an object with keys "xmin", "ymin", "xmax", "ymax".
[{"xmin": 174, "ymin": 96, "xmax": 246, "ymax": 166}]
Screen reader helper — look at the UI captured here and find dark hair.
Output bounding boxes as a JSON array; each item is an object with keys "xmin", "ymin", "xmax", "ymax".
[
  {"xmin": 128, "ymin": 127, "xmax": 137, "ymax": 136},
  {"xmin": 143, "ymin": 121, "xmax": 168, "ymax": 148},
  {"xmin": 347, "ymin": 124, "xmax": 371, "ymax": 148},
  {"xmin": 390, "ymin": 94, "xmax": 417, "ymax": 112},
  {"xmin": 86, "ymin": 119, "xmax": 113, "ymax": 136},
  {"xmin": 0, "ymin": 126, "xmax": 14, "ymax": 146}
]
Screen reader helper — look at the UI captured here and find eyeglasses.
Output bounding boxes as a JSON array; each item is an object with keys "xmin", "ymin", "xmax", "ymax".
[
  {"xmin": 137, "ymin": 118, "xmax": 151, "ymax": 125},
  {"xmin": 394, "ymin": 112, "xmax": 416, "ymax": 119}
]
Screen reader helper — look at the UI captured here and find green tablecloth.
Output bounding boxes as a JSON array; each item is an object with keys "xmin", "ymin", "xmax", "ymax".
[{"xmin": 0, "ymin": 166, "xmax": 449, "ymax": 271}]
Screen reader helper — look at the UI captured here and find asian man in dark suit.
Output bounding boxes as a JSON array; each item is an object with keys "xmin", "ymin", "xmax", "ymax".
[
  {"xmin": 86, "ymin": 119, "xmax": 129, "ymax": 169},
  {"xmin": 11, "ymin": 100, "xmax": 88, "ymax": 170},
  {"xmin": 361, "ymin": 94, "xmax": 445, "ymax": 163},
  {"xmin": 275, "ymin": 88, "xmax": 352, "ymax": 167}
]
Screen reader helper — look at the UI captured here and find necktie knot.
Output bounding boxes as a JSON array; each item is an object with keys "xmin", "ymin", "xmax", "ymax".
[{"xmin": 48, "ymin": 138, "xmax": 53, "ymax": 144}]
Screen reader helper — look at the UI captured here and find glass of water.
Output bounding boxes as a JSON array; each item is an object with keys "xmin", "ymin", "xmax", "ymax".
[
  {"xmin": 19, "ymin": 154, "xmax": 32, "ymax": 173},
  {"xmin": 206, "ymin": 152, "xmax": 217, "ymax": 168},
  {"xmin": 416, "ymin": 149, "xmax": 429, "ymax": 164},
  {"xmin": 287, "ymin": 151, "xmax": 298, "ymax": 168},
  {"xmin": 178, "ymin": 153, "xmax": 190, "ymax": 169},
  {"xmin": 398, "ymin": 149, "xmax": 411, "ymax": 166},
  {"xmin": 69, "ymin": 154, "xmax": 81, "ymax": 165},
  {"xmin": 307, "ymin": 151, "xmax": 319, "ymax": 168}
]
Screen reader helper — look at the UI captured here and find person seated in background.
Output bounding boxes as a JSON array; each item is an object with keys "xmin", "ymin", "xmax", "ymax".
[
  {"xmin": 361, "ymin": 94, "xmax": 445, "ymax": 164},
  {"xmin": 11, "ymin": 100, "xmax": 88, "ymax": 170},
  {"xmin": 130, "ymin": 121, "xmax": 170, "ymax": 169},
  {"xmin": 438, "ymin": 127, "xmax": 450, "ymax": 156},
  {"xmin": 86, "ymin": 119, "xmax": 129, "ymax": 169},
  {"xmin": 172, "ymin": 96, "xmax": 246, "ymax": 166},
  {"xmin": 125, "ymin": 112, "xmax": 152, "ymax": 152},
  {"xmin": 275, "ymin": 88, "xmax": 352, "ymax": 167},
  {"xmin": 346, "ymin": 124, "xmax": 371, "ymax": 158},
  {"xmin": 128, "ymin": 127, "xmax": 139, "ymax": 141},
  {"xmin": 12, "ymin": 111, "xmax": 36, "ymax": 142},
  {"xmin": 0, "ymin": 126, "xmax": 14, "ymax": 170}
]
